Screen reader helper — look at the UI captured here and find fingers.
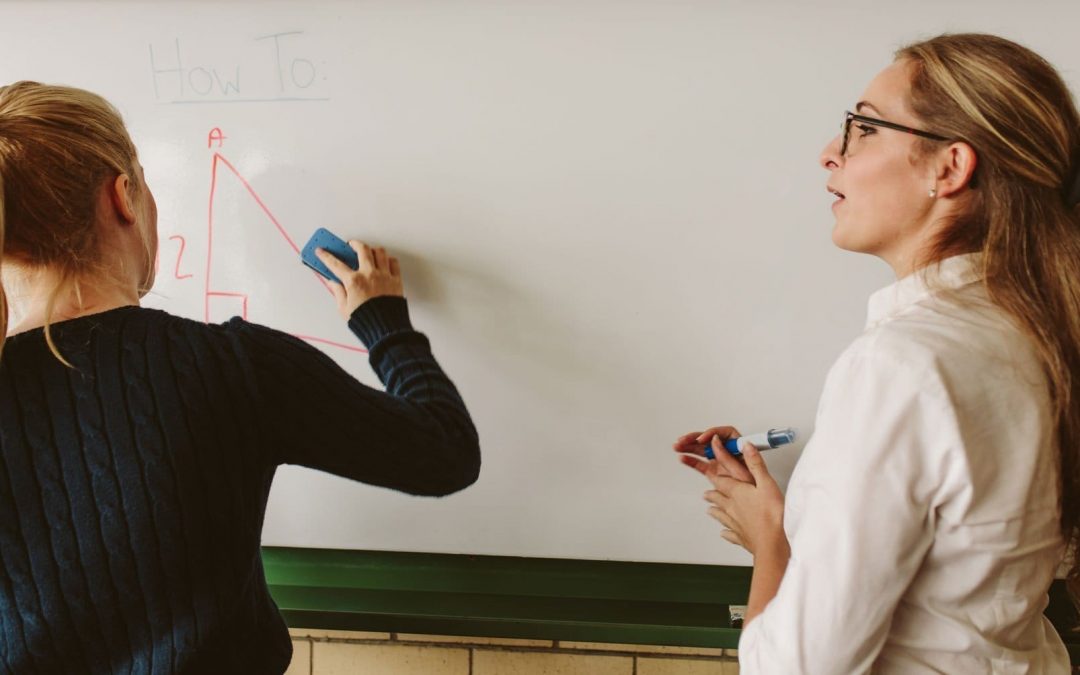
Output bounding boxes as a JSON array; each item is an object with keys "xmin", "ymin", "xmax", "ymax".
[
  {"xmin": 373, "ymin": 246, "xmax": 390, "ymax": 270},
  {"xmin": 695, "ymin": 426, "xmax": 739, "ymax": 445},
  {"xmin": 316, "ymin": 248, "xmax": 355, "ymax": 280},
  {"xmin": 328, "ymin": 279, "xmax": 347, "ymax": 305},
  {"xmin": 719, "ymin": 529, "xmax": 745, "ymax": 548},
  {"xmin": 676, "ymin": 426, "xmax": 752, "ymax": 482},
  {"xmin": 679, "ymin": 454, "xmax": 712, "ymax": 476},
  {"xmin": 703, "ymin": 489, "xmax": 729, "ymax": 507},
  {"xmin": 318, "ymin": 239, "xmax": 406, "ymax": 318},
  {"xmin": 673, "ymin": 431, "xmax": 706, "ymax": 456},
  {"xmin": 675, "ymin": 426, "xmax": 738, "ymax": 457},
  {"xmin": 707, "ymin": 506, "xmax": 736, "ymax": 530},
  {"xmin": 345, "ymin": 241, "xmax": 400, "ymax": 277},
  {"xmin": 349, "ymin": 240, "xmax": 376, "ymax": 273},
  {"xmin": 706, "ymin": 474, "xmax": 742, "ymax": 496},
  {"xmin": 675, "ymin": 431, "xmax": 702, "ymax": 446},
  {"xmin": 711, "ymin": 436, "xmax": 755, "ymax": 484},
  {"xmin": 741, "ymin": 444, "xmax": 773, "ymax": 485},
  {"xmin": 678, "ymin": 453, "xmax": 747, "ymax": 483}
]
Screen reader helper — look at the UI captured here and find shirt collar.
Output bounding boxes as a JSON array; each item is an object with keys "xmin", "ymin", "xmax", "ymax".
[{"xmin": 865, "ymin": 253, "xmax": 983, "ymax": 329}]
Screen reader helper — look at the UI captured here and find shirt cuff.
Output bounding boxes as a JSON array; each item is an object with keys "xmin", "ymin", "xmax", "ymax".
[{"xmin": 347, "ymin": 296, "xmax": 414, "ymax": 348}]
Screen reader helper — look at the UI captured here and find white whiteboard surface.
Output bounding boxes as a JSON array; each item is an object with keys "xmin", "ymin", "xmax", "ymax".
[{"xmin": 2, "ymin": 1, "xmax": 1077, "ymax": 565}]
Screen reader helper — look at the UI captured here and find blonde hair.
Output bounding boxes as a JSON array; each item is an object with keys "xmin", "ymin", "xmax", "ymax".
[
  {"xmin": 0, "ymin": 81, "xmax": 141, "ymax": 362},
  {"xmin": 897, "ymin": 34, "xmax": 1080, "ymax": 611}
]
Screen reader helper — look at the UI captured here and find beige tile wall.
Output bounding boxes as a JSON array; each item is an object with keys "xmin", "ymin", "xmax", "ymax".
[{"xmin": 285, "ymin": 628, "xmax": 739, "ymax": 674}]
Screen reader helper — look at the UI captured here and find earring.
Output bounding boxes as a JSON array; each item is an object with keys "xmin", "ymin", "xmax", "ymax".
[{"xmin": 929, "ymin": 187, "xmax": 937, "ymax": 198}]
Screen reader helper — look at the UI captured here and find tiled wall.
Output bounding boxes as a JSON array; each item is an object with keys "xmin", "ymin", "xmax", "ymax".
[{"xmin": 284, "ymin": 628, "xmax": 740, "ymax": 674}]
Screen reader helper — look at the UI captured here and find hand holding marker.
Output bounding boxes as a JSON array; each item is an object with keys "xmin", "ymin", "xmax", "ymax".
[{"xmin": 704, "ymin": 427, "xmax": 798, "ymax": 459}]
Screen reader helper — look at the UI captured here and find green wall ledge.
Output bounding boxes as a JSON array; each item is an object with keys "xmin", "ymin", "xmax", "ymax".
[{"xmin": 262, "ymin": 546, "xmax": 1079, "ymax": 663}]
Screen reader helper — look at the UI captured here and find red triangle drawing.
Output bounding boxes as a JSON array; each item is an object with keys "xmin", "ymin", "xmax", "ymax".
[{"xmin": 205, "ymin": 152, "xmax": 368, "ymax": 354}]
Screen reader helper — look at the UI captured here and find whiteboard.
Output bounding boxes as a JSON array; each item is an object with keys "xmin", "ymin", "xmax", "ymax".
[{"xmin": 2, "ymin": 1, "xmax": 1077, "ymax": 565}]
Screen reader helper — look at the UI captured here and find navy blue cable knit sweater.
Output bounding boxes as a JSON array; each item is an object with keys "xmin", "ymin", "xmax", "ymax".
[{"xmin": 0, "ymin": 297, "xmax": 480, "ymax": 674}]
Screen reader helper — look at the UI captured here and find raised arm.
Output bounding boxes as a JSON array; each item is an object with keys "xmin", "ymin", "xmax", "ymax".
[{"xmin": 234, "ymin": 240, "xmax": 480, "ymax": 496}]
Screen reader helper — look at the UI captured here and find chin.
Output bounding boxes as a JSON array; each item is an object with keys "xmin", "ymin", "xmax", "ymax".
[
  {"xmin": 831, "ymin": 221, "xmax": 873, "ymax": 255},
  {"xmin": 831, "ymin": 223, "xmax": 856, "ymax": 251}
]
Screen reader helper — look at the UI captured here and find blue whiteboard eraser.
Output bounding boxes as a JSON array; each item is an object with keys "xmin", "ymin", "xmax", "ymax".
[{"xmin": 301, "ymin": 228, "xmax": 359, "ymax": 284}]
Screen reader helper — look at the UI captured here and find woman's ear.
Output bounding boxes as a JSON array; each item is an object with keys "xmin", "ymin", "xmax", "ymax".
[
  {"xmin": 108, "ymin": 173, "xmax": 138, "ymax": 225},
  {"xmin": 934, "ymin": 141, "xmax": 978, "ymax": 198}
]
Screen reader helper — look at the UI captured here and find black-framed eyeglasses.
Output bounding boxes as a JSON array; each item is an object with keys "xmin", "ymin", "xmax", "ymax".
[{"xmin": 841, "ymin": 110, "xmax": 950, "ymax": 156}]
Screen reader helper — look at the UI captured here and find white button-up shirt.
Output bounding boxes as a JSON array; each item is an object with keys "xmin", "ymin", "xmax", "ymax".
[{"xmin": 739, "ymin": 254, "xmax": 1071, "ymax": 674}]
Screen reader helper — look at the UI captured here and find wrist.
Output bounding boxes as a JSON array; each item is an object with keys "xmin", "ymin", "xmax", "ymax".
[
  {"xmin": 347, "ymin": 296, "xmax": 413, "ymax": 347},
  {"xmin": 753, "ymin": 530, "xmax": 790, "ymax": 563}
]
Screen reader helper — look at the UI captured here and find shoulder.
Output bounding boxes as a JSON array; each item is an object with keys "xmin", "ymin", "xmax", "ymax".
[
  {"xmin": 131, "ymin": 306, "xmax": 312, "ymax": 355},
  {"xmin": 134, "ymin": 306, "xmax": 285, "ymax": 335},
  {"xmin": 826, "ymin": 322, "xmax": 950, "ymax": 401},
  {"xmin": 849, "ymin": 286, "xmax": 1031, "ymax": 376}
]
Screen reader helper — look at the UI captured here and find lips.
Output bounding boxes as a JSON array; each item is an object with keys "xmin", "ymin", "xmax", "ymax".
[{"xmin": 828, "ymin": 186, "xmax": 845, "ymax": 200}]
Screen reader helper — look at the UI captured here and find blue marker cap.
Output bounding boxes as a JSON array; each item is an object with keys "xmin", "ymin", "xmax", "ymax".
[{"xmin": 703, "ymin": 427, "xmax": 797, "ymax": 459}]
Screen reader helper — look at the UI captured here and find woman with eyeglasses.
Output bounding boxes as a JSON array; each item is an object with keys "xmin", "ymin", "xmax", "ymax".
[{"xmin": 675, "ymin": 33, "xmax": 1080, "ymax": 673}]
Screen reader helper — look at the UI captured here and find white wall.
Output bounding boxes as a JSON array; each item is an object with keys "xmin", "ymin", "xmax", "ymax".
[{"xmin": 2, "ymin": 0, "xmax": 1077, "ymax": 564}]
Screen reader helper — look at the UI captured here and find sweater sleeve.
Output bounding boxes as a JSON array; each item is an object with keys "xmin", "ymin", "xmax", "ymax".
[{"xmin": 229, "ymin": 297, "xmax": 480, "ymax": 497}]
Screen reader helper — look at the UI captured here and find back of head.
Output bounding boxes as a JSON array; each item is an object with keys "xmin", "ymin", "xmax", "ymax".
[
  {"xmin": 898, "ymin": 33, "xmax": 1080, "ymax": 256},
  {"xmin": 897, "ymin": 33, "xmax": 1080, "ymax": 610},
  {"xmin": 0, "ymin": 81, "xmax": 139, "ymax": 359}
]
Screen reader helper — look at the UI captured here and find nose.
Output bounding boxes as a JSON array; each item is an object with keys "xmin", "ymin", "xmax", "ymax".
[{"xmin": 820, "ymin": 134, "xmax": 842, "ymax": 171}]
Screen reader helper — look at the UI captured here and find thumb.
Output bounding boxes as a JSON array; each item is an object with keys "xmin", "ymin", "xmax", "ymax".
[{"xmin": 741, "ymin": 444, "xmax": 770, "ymax": 483}]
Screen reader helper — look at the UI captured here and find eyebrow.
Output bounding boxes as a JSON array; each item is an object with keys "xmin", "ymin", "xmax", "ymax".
[{"xmin": 855, "ymin": 100, "xmax": 882, "ymax": 115}]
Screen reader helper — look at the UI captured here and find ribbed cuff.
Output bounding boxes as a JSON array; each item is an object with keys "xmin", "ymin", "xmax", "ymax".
[{"xmin": 347, "ymin": 296, "xmax": 414, "ymax": 348}]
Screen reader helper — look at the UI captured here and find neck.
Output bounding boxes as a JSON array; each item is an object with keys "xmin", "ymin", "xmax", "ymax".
[
  {"xmin": 883, "ymin": 223, "xmax": 942, "ymax": 280},
  {"xmin": 890, "ymin": 254, "xmax": 926, "ymax": 280},
  {"xmin": 3, "ymin": 266, "xmax": 139, "ymax": 336},
  {"xmin": 886, "ymin": 198, "xmax": 975, "ymax": 279}
]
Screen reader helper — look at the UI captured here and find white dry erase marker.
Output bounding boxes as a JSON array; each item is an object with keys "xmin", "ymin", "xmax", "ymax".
[{"xmin": 704, "ymin": 427, "xmax": 797, "ymax": 459}]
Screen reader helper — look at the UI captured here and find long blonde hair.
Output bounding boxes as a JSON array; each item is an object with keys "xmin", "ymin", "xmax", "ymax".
[
  {"xmin": 897, "ymin": 34, "xmax": 1080, "ymax": 610},
  {"xmin": 0, "ymin": 81, "xmax": 141, "ymax": 361}
]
